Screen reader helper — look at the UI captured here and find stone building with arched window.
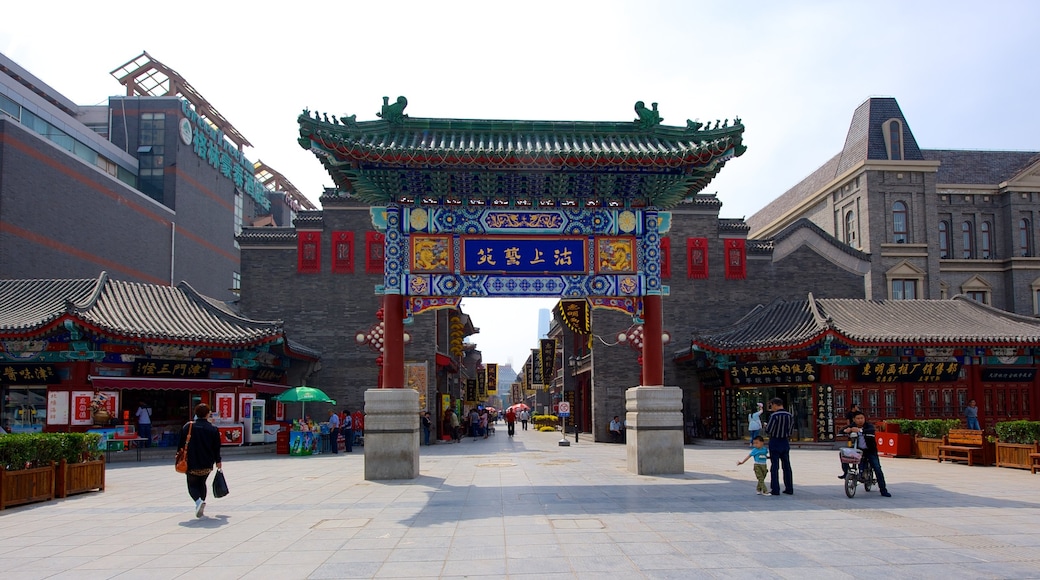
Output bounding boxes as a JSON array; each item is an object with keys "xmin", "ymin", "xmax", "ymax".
[{"xmin": 748, "ymin": 97, "xmax": 1040, "ymax": 316}]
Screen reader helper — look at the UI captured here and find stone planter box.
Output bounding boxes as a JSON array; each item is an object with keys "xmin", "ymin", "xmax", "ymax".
[
  {"xmin": 55, "ymin": 458, "xmax": 106, "ymax": 498},
  {"xmin": 995, "ymin": 441, "xmax": 1040, "ymax": 470},
  {"xmin": 914, "ymin": 437, "xmax": 944, "ymax": 460},
  {"xmin": 0, "ymin": 462, "xmax": 55, "ymax": 510}
]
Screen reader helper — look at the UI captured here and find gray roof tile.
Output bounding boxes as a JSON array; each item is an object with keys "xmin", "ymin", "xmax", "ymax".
[
  {"xmin": 0, "ymin": 273, "xmax": 317, "ymax": 355},
  {"xmin": 922, "ymin": 149, "xmax": 1039, "ymax": 185},
  {"xmin": 692, "ymin": 295, "xmax": 1040, "ymax": 353}
]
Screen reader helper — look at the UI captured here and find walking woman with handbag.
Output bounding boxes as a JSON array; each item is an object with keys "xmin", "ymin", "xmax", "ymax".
[{"xmin": 176, "ymin": 403, "xmax": 222, "ymax": 518}]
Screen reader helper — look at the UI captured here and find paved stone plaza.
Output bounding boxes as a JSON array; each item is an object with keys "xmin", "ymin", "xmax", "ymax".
[{"xmin": 2, "ymin": 430, "xmax": 1039, "ymax": 579}]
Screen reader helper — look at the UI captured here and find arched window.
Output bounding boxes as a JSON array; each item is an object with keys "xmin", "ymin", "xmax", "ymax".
[
  {"xmin": 962, "ymin": 221, "xmax": 974, "ymax": 259},
  {"xmin": 845, "ymin": 210, "xmax": 856, "ymax": 246},
  {"xmin": 1020, "ymin": 218, "xmax": 1032, "ymax": 257},
  {"xmin": 888, "ymin": 120, "xmax": 902, "ymax": 161},
  {"xmin": 980, "ymin": 221, "xmax": 992, "ymax": 259},
  {"xmin": 938, "ymin": 221, "xmax": 950, "ymax": 259},
  {"xmin": 893, "ymin": 202, "xmax": 908, "ymax": 243}
]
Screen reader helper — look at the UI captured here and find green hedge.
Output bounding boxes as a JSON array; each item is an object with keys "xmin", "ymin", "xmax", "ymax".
[
  {"xmin": 0, "ymin": 432, "xmax": 102, "ymax": 471},
  {"xmin": 883, "ymin": 419, "xmax": 960, "ymax": 438},
  {"xmin": 994, "ymin": 421, "xmax": 1040, "ymax": 445}
]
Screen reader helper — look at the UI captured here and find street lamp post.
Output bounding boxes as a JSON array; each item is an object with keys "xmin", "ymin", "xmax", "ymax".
[
  {"xmin": 559, "ymin": 353, "xmax": 571, "ymax": 447},
  {"xmin": 570, "ymin": 355, "xmax": 578, "ymax": 443}
]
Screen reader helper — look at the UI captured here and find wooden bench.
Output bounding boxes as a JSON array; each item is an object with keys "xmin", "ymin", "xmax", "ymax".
[
  {"xmin": 938, "ymin": 429, "xmax": 985, "ymax": 466},
  {"xmin": 1030, "ymin": 453, "xmax": 1040, "ymax": 475}
]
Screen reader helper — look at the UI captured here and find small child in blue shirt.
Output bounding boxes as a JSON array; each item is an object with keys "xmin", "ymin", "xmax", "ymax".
[{"xmin": 737, "ymin": 436, "xmax": 769, "ymax": 495}]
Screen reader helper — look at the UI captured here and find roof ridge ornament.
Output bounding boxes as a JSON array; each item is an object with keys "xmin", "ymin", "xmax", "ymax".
[
  {"xmin": 633, "ymin": 101, "xmax": 663, "ymax": 130},
  {"xmin": 378, "ymin": 96, "xmax": 409, "ymax": 124}
]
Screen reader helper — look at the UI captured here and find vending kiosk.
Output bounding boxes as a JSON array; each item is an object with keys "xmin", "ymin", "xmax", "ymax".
[{"xmin": 243, "ymin": 398, "xmax": 266, "ymax": 445}]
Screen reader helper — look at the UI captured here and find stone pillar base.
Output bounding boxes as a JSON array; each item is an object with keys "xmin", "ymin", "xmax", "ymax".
[
  {"xmin": 363, "ymin": 389, "xmax": 419, "ymax": 480},
  {"xmin": 626, "ymin": 386, "xmax": 684, "ymax": 475}
]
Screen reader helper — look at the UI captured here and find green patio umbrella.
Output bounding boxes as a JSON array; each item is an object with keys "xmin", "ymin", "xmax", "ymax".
[{"xmin": 273, "ymin": 386, "xmax": 336, "ymax": 421}]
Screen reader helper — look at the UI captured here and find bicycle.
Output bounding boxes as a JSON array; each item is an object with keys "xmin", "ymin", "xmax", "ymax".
[{"xmin": 840, "ymin": 432, "xmax": 877, "ymax": 498}]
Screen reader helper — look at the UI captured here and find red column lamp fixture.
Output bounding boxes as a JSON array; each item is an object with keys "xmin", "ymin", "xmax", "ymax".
[
  {"xmin": 355, "ymin": 308, "xmax": 412, "ymax": 388},
  {"xmin": 616, "ymin": 324, "xmax": 671, "ymax": 365}
]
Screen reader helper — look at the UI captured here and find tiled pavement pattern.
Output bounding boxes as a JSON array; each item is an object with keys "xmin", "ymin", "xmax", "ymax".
[{"xmin": 2, "ymin": 430, "xmax": 1040, "ymax": 579}]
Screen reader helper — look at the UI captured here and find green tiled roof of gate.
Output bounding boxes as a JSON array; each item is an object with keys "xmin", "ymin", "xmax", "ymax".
[{"xmin": 298, "ymin": 103, "xmax": 746, "ymax": 208}]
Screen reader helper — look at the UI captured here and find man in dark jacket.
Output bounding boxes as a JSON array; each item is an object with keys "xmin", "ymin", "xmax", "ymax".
[
  {"xmin": 842, "ymin": 411, "xmax": 892, "ymax": 497},
  {"xmin": 178, "ymin": 403, "xmax": 222, "ymax": 517},
  {"xmin": 764, "ymin": 397, "xmax": 794, "ymax": 495}
]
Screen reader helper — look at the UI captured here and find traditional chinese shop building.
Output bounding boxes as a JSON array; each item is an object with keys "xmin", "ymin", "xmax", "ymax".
[
  {"xmin": 0, "ymin": 272, "xmax": 319, "ymax": 437},
  {"xmin": 684, "ymin": 294, "xmax": 1040, "ymax": 442}
]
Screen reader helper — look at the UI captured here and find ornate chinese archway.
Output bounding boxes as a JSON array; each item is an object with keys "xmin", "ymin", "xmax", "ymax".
[
  {"xmin": 299, "ymin": 98, "xmax": 745, "ymax": 387},
  {"xmin": 298, "ymin": 98, "xmax": 745, "ymax": 477}
]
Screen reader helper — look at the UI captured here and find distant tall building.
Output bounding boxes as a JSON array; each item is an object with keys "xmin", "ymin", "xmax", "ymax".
[
  {"xmin": 496, "ymin": 365, "xmax": 518, "ymax": 401},
  {"xmin": 537, "ymin": 308, "xmax": 551, "ymax": 338}
]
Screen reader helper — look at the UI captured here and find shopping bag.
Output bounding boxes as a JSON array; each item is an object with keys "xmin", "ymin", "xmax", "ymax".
[{"xmin": 212, "ymin": 468, "xmax": 230, "ymax": 498}]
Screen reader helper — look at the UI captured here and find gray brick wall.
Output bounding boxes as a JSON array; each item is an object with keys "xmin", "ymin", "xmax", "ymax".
[{"xmin": 238, "ymin": 205, "xmax": 437, "ymax": 416}]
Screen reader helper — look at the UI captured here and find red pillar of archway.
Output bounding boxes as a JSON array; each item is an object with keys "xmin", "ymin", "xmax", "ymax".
[
  {"xmin": 382, "ymin": 293, "xmax": 405, "ymax": 389},
  {"xmin": 642, "ymin": 294, "xmax": 664, "ymax": 387}
]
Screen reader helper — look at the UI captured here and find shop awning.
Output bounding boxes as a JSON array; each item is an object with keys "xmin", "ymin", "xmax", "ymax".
[
  {"xmin": 251, "ymin": 381, "xmax": 291, "ymax": 394},
  {"xmin": 436, "ymin": 353, "xmax": 457, "ymax": 370},
  {"xmin": 89, "ymin": 376, "xmax": 244, "ymax": 391}
]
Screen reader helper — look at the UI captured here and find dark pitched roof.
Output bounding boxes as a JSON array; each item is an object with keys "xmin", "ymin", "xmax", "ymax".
[
  {"xmin": 922, "ymin": 150, "xmax": 1040, "ymax": 185},
  {"xmin": 838, "ymin": 97, "xmax": 923, "ymax": 174},
  {"xmin": 746, "ymin": 152, "xmax": 841, "ymax": 235},
  {"xmin": 748, "ymin": 97, "xmax": 922, "ymax": 235},
  {"xmin": 767, "ymin": 218, "xmax": 870, "ymax": 261},
  {"xmin": 0, "ymin": 273, "xmax": 316, "ymax": 356},
  {"xmin": 691, "ymin": 295, "xmax": 1040, "ymax": 354}
]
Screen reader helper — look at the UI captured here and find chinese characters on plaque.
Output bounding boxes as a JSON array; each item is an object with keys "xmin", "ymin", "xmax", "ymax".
[
  {"xmin": 132, "ymin": 359, "xmax": 211, "ymax": 378},
  {"xmin": 729, "ymin": 362, "xmax": 817, "ymax": 385},
  {"xmin": 816, "ymin": 384, "xmax": 835, "ymax": 441},
  {"xmin": 855, "ymin": 361, "xmax": 960, "ymax": 383}
]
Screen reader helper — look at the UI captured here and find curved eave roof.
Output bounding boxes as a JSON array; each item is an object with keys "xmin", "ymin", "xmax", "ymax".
[
  {"xmin": 819, "ymin": 296, "xmax": 1040, "ymax": 346},
  {"xmin": 691, "ymin": 295, "xmax": 1040, "ymax": 355},
  {"xmin": 691, "ymin": 296, "xmax": 831, "ymax": 354},
  {"xmin": 298, "ymin": 114, "xmax": 746, "ymax": 208},
  {"xmin": 70, "ymin": 279, "xmax": 282, "ymax": 347},
  {"xmin": 0, "ymin": 276, "xmax": 100, "ymax": 335},
  {"xmin": 0, "ymin": 273, "xmax": 300, "ymax": 350}
]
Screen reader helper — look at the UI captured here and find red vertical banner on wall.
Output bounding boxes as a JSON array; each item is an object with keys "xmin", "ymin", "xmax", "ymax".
[
  {"xmin": 687, "ymin": 237, "xmax": 709, "ymax": 279},
  {"xmin": 725, "ymin": 239, "xmax": 747, "ymax": 280},
  {"xmin": 366, "ymin": 232, "xmax": 386, "ymax": 274},
  {"xmin": 297, "ymin": 231, "xmax": 321, "ymax": 273},
  {"xmin": 331, "ymin": 231, "xmax": 354, "ymax": 273},
  {"xmin": 216, "ymin": 393, "xmax": 234, "ymax": 421},
  {"xmin": 660, "ymin": 237, "xmax": 671, "ymax": 278}
]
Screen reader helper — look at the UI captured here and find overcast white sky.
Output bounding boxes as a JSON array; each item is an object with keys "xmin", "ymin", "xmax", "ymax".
[{"xmin": 3, "ymin": 1, "xmax": 1038, "ymax": 370}]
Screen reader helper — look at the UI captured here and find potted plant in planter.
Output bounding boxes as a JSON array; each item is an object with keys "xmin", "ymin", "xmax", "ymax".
[
  {"xmin": 994, "ymin": 421, "xmax": 1040, "ymax": 470},
  {"xmin": 913, "ymin": 419, "xmax": 960, "ymax": 460},
  {"xmin": 55, "ymin": 433, "xmax": 105, "ymax": 498},
  {"xmin": 0, "ymin": 433, "xmax": 56, "ymax": 510}
]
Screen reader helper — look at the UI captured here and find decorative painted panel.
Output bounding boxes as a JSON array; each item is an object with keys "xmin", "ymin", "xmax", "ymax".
[{"xmin": 376, "ymin": 207, "xmax": 667, "ymax": 298}]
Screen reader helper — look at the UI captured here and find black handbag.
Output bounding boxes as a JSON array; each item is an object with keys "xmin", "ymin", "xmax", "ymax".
[{"xmin": 212, "ymin": 468, "xmax": 229, "ymax": 498}]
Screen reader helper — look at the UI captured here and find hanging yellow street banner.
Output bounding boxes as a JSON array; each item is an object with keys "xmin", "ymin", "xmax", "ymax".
[
  {"xmin": 487, "ymin": 364, "xmax": 498, "ymax": 394},
  {"xmin": 557, "ymin": 299, "xmax": 591, "ymax": 334},
  {"xmin": 540, "ymin": 338, "xmax": 557, "ymax": 391}
]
